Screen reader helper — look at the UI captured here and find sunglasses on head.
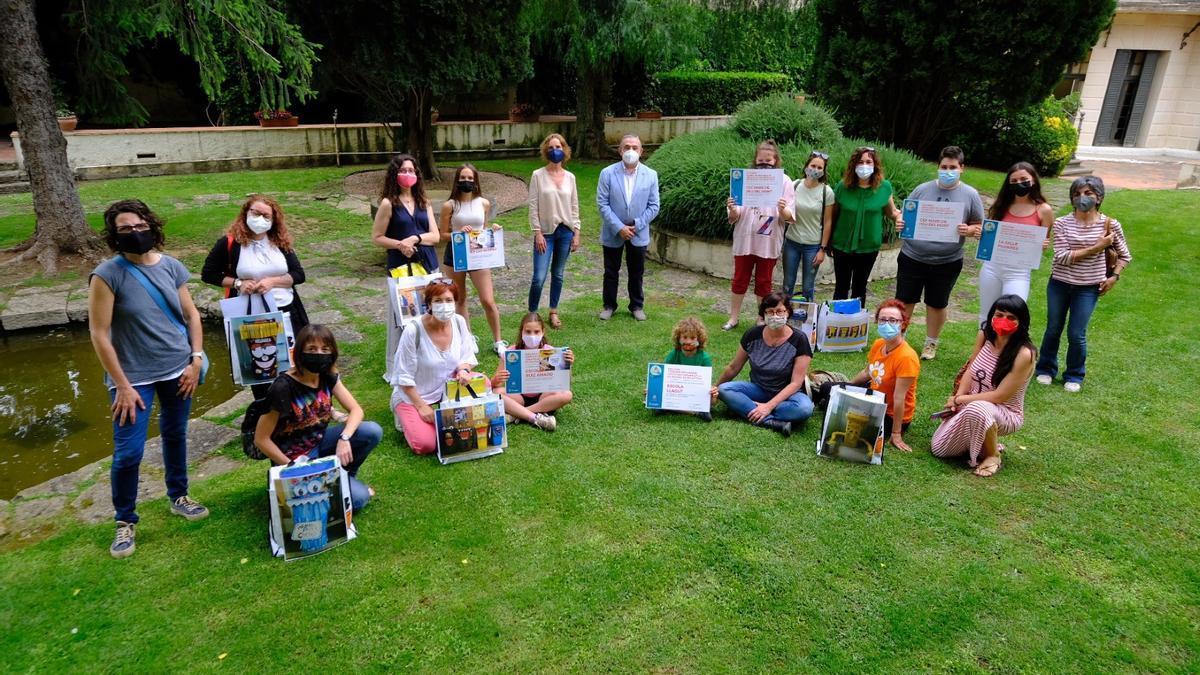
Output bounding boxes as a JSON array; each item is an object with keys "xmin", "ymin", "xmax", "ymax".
[
  {"xmin": 428, "ymin": 278, "xmax": 455, "ymax": 286},
  {"xmin": 809, "ymin": 151, "xmax": 830, "ymax": 160},
  {"xmin": 856, "ymin": 146, "xmax": 876, "ymax": 154}
]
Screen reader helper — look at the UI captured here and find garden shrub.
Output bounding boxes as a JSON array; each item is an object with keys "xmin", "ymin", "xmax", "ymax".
[
  {"xmin": 654, "ymin": 72, "xmax": 792, "ymax": 116},
  {"xmin": 953, "ymin": 95, "xmax": 1080, "ymax": 177},
  {"xmin": 731, "ymin": 93, "xmax": 842, "ymax": 150}
]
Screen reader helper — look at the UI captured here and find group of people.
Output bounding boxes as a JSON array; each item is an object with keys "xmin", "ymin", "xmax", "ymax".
[{"xmin": 86, "ymin": 132, "xmax": 1131, "ymax": 558}]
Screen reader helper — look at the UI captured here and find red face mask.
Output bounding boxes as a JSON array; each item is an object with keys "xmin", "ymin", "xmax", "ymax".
[
  {"xmin": 991, "ymin": 315, "xmax": 1018, "ymax": 336},
  {"xmin": 397, "ymin": 173, "xmax": 418, "ymax": 188}
]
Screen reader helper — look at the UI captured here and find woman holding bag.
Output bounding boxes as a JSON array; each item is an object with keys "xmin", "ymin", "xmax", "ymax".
[
  {"xmin": 202, "ymin": 195, "xmax": 309, "ymax": 398},
  {"xmin": 89, "ymin": 199, "xmax": 209, "ymax": 558}
]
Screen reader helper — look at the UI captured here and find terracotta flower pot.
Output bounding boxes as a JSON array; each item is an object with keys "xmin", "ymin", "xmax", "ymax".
[
  {"xmin": 259, "ymin": 117, "xmax": 299, "ymax": 128},
  {"xmin": 57, "ymin": 116, "xmax": 78, "ymax": 132},
  {"xmin": 508, "ymin": 112, "xmax": 539, "ymax": 124}
]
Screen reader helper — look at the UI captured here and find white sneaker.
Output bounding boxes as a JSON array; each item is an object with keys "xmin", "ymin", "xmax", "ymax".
[
  {"xmin": 1036, "ymin": 374, "xmax": 1052, "ymax": 386},
  {"xmin": 493, "ymin": 340, "xmax": 509, "ymax": 355},
  {"xmin": 533, "ymin": 413, "xmax": 557, "ymax": 432},
  {"xmin": 921, "ymin": 340, "xmax": 938, "ymax": 361},
  {"xmin": 1064, "ymin": 382, "xmax": 1082, "ymax": 393}
]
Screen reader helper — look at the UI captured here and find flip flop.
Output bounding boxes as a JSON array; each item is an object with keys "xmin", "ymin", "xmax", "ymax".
[{"xmin": 973, "ymin": 457, "xmax": 1002, "ymax": 477}]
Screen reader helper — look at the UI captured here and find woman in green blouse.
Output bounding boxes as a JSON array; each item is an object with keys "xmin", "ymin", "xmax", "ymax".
[{"xmin": 824, "ymin": 147, "xmax": 902, "ymax": 308}]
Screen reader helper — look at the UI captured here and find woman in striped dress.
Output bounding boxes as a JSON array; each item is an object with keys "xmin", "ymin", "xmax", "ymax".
[{"xmin": 932, "ymin": 295, "xmax": 1036, "ymax": 477}]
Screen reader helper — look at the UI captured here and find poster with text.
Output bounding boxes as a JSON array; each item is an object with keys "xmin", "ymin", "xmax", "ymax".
[
  {"xmin": 504, "ymin": 348, "xmax": 572, "ymax": 395},
  {"xmin": 900, "ymin": 199, "xmax": 964, "ymax": 244},
  {"xmin": 729, "ymin": 168, "xmax": 784, "ymax": 210},
  {"xmin": 976, "ymin": 219, "xmax": 1047, "ymax": 270},
  {"xmin": 451, "ymin": 228, "xmax": 505, "ymax": 272},
  {"xmin": 646, "ymin": 363, "xmax": 712, "ymax": 413}
]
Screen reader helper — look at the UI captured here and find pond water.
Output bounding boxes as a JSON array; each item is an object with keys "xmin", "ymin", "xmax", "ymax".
[{"xmin": 0, "ymin": 325, "xmax": 238, "ymax": 500}]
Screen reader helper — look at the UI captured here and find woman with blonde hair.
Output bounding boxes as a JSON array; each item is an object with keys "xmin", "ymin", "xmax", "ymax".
[{"xmin": 526, "ymin": 133, "xmax": 581, "ymax": 329}]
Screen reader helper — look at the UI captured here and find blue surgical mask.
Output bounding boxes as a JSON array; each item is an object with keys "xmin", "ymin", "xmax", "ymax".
[
  {"xmin": 877, "ymin": 322, "xmax": 901, "ymax": 340},
  {"xmin": 855, "ymin": 164, "xmax": 874, "ymax": 180},
  {"xmin": 548, "ymin": 148, "xmax": 565, "ymax": 164},
  {"xmin": 1073, "ymin": 195, "xmax": 1097, "ymax": 212},
  {"xmin": 937, "ymin": 170, "xmax": 960, "ymax": 187}
]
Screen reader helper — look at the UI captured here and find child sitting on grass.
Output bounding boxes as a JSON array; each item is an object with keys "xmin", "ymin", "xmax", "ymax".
[
  {"xmin": 492, "ymin": 312, "xmax": 574, "ymax": 432},
  {"xmin": 651, "ymin": 317, "xmax": 714, "ymax": 422}
]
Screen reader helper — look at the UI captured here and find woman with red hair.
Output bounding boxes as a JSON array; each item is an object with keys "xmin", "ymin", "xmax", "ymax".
[{"xmin": 814, "ymin": 298, "xmax": 920, "ymax": 451}]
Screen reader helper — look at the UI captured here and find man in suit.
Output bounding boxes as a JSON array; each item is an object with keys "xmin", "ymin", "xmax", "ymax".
[{"xmin": 596, "ymin": 134, "xmax": 660, "ymax": 321}]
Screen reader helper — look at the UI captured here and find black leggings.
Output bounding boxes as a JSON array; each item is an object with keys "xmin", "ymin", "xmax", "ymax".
[{"xmin": 832, "ymin": 248, "xmax": 879, "ymax": 308}]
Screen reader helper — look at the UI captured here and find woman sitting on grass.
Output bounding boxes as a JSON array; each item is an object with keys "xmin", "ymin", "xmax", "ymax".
[
  {"xmin": 254, "ymin": 324, "xmax": 380, "ymax": 509},
  {"xmin": 931, "ymin": 295, "xmax": 1035, "ymax": 477}
]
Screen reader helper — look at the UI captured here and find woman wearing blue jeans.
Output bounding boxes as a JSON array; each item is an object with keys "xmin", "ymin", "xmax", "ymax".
[
  {"xmin": 782, "ymin": 151, "xmax": 835, "ymax": 301},
  {"xmin": 527, "ymin": 133, "xmax": 581, "ymax": 329},
  {"xmin": 89, "ymin": 199, "xmax": 210, "ymax": 558},
  {"xmin": 1035, "ymin": 176, "xmax": 1131, "ymax": 393},
  {"xmin": 713, "ymin": 292, "xmax": 816, "ymax": 437}
]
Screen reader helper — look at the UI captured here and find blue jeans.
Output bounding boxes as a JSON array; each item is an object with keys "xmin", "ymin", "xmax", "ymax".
[
  {"xmin": 528, "ymin": 224, "xmax": 574, "ymax": 311},
  {"xmin": 110, "ymin": 375, "xmax": 192, "ymax": 524},
  {"xmin": 718, "ymin": 380, "xmax": 814, "ymax": 424},
  {"xmin": 782, "ymin": 239, "xmax": 822, "ymax": 301},
  {"xmin": 1037, "ymin": 277, "xmax": 1100, "ymax": 383},
  {"xmin": 307, "ymin": 422, "xmax": 382, "ymax": 511}
]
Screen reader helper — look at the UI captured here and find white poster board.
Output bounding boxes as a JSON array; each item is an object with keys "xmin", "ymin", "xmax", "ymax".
[
  {"xmin": 645, "ymin": 363, "xmax": 712, "ymax": 413},
  {"xmin": 451, "ymin": 228, "xmax": 505, "ymax": 272},
  {"xmin": 976, "ymin": 219, "xmax": 1047, "ymax": 270},
  {"xmin": 730, "ymin": 168, "xmax": 784, "ymax": 210},
  {"xmin": 900, "ymin": 198, "xmax": 964, "ymax": 244},
  {"xmin": 504, "ymin": 348, "xmax": 572, "ymax": 395}
]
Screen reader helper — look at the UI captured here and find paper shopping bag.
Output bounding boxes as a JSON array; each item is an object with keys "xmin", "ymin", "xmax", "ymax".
[
  {"xmin": 816, "ymin": 386, "xmax": 887, "ymax": 465},
  {"xmin": 268, "ymin": 456, "xmax": 357, "ymax": 560},
  {"xmin": 435, "ymin": 379, "xmax": 506, "ymax": 465},
  {"xmin": 221, "ymin": 293, "xmax": 292, "ymax": 386},
  {"xmin": 816, "ymin": 304, "xmax": 870, "ymax": 352}
]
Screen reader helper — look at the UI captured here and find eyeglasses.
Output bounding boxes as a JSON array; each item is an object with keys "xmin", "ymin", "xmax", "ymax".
[
  {"xmin": 763, "ymin": 309, "xmax": 790, "ymax": 318},
  {"xmin": 856, "ymin": 146, "xmax": 876, "ymax": 154},
  {"xmin": 115, "ymin": 222, "xmax": 151, "ymax": 234},
  {"xmin": 809, "ymin": 151, "xmax": 829, "ymax": 160},
  {"xmin": 877, "ymin": 317, "xmax": 904, "ymax": 325}
]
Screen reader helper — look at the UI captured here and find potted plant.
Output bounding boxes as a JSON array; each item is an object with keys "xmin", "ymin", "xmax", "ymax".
[
  {"xmin": 508, "ymin": 103, "xmax": 538, "ymax": 124},
  {"xmin": 255, "ymin": 109, "xmax": 300, "ymax": 128},
  {"xmin": 430, "ymin": 107, "xmax": 440, "ymax": 124},
  {"xmin": 56, "ymin": 107, "xmax": 78, "ymax": 132},
  {"xmin": 636, "ymin": 103, "xmax": 662, "ymax": 120}
]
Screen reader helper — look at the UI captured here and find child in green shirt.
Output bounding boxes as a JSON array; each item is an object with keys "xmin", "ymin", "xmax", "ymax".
[{"xmin": 654, "ymin": 317, "xmax": 714, "ymax": 421}]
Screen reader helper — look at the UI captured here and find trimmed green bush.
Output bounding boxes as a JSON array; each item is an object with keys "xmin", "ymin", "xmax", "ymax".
[
  {"xmin": 731, "ymin": 94, "xmax": 842, "ymax": 149},
  {"xmin": 655, "ymin": 71, "xmax": 792, "ymax": 116},
  {"xmin": 824, "ymin": 137, "xmax": 930, "ymax": 205},
  {"xmin": 953, "ymin": 95, "xmax": 1080, "ymax": 177}
]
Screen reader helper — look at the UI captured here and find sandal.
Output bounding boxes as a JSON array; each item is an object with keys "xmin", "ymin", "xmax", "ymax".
[
  {"xmin": 973, "ymin": 456, "xmax": 1002, "ymax": 478},
  {"xmin": 549, "ymin": 311, "xmax": 562, "ymax": 329},
  {"xmin": 721, "ymin": 319, "xmax": 739, "ymax": 331}
]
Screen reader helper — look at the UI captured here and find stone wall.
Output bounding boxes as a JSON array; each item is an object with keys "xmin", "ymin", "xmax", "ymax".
[{"xmin": 10, "ymin": 115, "xmax": 730, "ymax": 180}]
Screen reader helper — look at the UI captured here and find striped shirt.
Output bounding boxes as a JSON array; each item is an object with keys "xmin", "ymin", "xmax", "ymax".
[{"xmin": 1050, "ymin": 213, "xmax": 1132, "ymax": 285}]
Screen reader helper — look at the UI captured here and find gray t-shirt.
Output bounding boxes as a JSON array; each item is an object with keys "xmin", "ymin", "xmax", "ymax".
[
  {"xmin": 91, "ymin": 255, "xmax": 192, "ymax": 389},
  {"xmin": 740, "ymin": 325, "xmax": 812, "ymax": 397},
  {"xmin": 901, "ymin": 179, "xmax": 985, "ymax": 264}
]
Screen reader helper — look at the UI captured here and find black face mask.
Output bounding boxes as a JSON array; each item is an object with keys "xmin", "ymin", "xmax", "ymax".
[
  {"xmin": 1011, "ymin": 181, "xmax": 1033, "ymax": 197},
  {"xmin": 457, "ymin": 181, "xmax": 475, "ymax": 193},
  {"xmin": 754, "ymin": 163, "xmax": 774, "ymax": 169},
  {"xmin": 299, "ymin": 352, "xmax": 335, "ymax": 374},
  {"xmin": 116, "ymin": 230, "xmax": 156, "ymax": 254}
]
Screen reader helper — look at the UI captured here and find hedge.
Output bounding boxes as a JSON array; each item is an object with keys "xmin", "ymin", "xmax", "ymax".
[
  {"xmin": 952, "ymin": 95, "xmax": 1080, "ymax": 177},
  {"xmin": 654, "ymin": 71, "xmax": 792, "ymax": 116},
  {"xmin": 648, "ymin": 96, "xmax": 931, "ymax": 241}
]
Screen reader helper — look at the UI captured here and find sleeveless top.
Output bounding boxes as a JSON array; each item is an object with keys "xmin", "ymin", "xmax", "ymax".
[
  {"xmin": 1001, "ymin": 207, "xmax": 1044, "ymax": 227},
  {"xmin": 385, "ymin": 199, "xmax": 439, "ymax": 272},
  {"xmin": 449, "ymin": 197, "xmax": 486, "ymax": 232},
  {"xmin": 963, "ymin": 340, "xmax": 1028, "ymax": 419}
]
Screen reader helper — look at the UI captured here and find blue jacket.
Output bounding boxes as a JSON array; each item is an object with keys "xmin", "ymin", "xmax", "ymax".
[{"xmin": 596, "ymin": 161, "xmax": 660, "ymax": 248}]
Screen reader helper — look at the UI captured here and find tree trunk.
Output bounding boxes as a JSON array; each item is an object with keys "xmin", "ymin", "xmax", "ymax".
[
  {"xmin": 574, "ymin": 63, "xmax": 613, "ymax": 159},
  {"xmin": 404, "ymin": 86, "xmax": 437, "ymax": 179},
  {"xmin": 0, "ymin": 0, "xmax": 103, "ymax": 273}
]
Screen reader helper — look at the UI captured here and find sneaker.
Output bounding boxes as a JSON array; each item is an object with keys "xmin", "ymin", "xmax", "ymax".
[
  {"xmin": 1036, "ymin": 374, "xmax": 1052, "ymax": 386},
  {"xmin": 921, "ymin": 340, "xmax": 938, "ymax": 361},
  {"xmin": 1064, "ymin": 382, "xmax": 1082, "ymax": 393},
  {"xmin": 533, "ymin": 413, "xmax": 557, "ymax": 432},
  {"xmin": 631, "ymin": 308, "xmax": 648, "ymax": 321},
  {"xmin": 110, "ymin": 521, "xmax": 136, "ymax": 558},
  {"xmin": 170, "ymin": 495, "xmax": 210, "ymax": 521},
  {"xmin": 598, "ymin": 308, "xmax": 615, "ymax": 321},
  {"xmin": 504, "ymin": 414, "xmax": 517, "ymax": 425}
]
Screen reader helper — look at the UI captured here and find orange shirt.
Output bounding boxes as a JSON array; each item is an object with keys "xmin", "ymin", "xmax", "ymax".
[{"xmin": 866, "ymin": 338, "xmax": 920, "ymax": 422}]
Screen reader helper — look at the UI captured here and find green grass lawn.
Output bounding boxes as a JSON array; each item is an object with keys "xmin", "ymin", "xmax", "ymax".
[{"xmin": 2, "ymin": 161, "xmax": 1198, "ymax": 671}]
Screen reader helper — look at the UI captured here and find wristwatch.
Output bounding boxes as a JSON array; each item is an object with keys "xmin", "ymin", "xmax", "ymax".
[
  {"xmin": 338, "ymin": 433, "xmax": 351, "ymax": 442},
  {"xmin": 190, "ymin": 351, "xmax": 204, "ymax": 361},
  {"xmin": 233, "ymin": 279, "xmax": 243, "ymax": 292}
]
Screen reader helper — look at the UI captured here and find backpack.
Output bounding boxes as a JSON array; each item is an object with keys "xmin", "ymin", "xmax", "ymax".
[{"xmin": 241, "ymin": 397, "xmax": 271, "ymax": 460}]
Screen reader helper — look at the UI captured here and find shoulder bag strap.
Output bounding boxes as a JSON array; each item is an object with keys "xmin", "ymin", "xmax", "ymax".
[{"xmin": 113, "ymin": 256, "xmax": 188, "ymax": 339}]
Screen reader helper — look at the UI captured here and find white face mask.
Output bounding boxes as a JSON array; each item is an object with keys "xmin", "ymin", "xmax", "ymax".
[
  {"xmin": 765, "ymin": 315, "xmax": 788, "ymax": 329},
  {"xmin": 431, "ymin": 301, "xmax": 455, "ymax": 322},
  {"xmin": 246, "ymin": 214, "xmax": 272, "ymax": 234},
  {"xmin": 522, "ymin": 333, "xmax": 543, "ymax": 349},
  {"xmin": 855, "ymin": 164, "xmax": 874, "ymax": 180},
  {"xmin": 622, "ymin": 149, "xmax": 640, "ymax": 166}
]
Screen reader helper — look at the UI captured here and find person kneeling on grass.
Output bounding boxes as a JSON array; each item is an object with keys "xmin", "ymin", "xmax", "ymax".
[
  {"xmin": 712, "ymin": 292, "xmax": 814, "ymax": 437},
  {"xmin": 254, "ymin": 324, "xmax": 380, "ymax": 509},
  {"xmin": 492, "ymin": 312, "xmax": 571, "ymax": 431},
  {"xmin": 813, "ymin": 299, "xmax": 920, "ymax": 452},
  {"xmin": 648, "ymin": 317, "xmax": 714, "ymax": 422},
  {"xmin": 931, "ymin": 295, "xmax": 1035, "ymax": 477}
]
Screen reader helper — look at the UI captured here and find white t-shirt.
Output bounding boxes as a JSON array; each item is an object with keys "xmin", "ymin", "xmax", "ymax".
[
  {"xmin": 237, "ymin": 237, "xmax": 294, "ymax": 307},
  {"xmin": 389, "ymin": 314, "xmax": 479, "ymax": 404},
  {"xmin": 623, "ymin": 169, "xmax": 636, "ymax": 205}
]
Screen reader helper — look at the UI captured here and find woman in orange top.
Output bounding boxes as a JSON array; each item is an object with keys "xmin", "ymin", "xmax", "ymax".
[{"xmin": 815, "ymin": 299, "xmax": 920, "ymax": 451}]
